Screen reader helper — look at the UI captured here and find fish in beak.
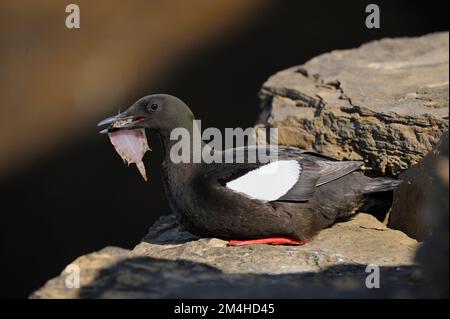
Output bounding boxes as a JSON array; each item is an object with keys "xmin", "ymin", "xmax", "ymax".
[{"xmin": 97, "ymin": 113, "xmax": 151, "ymax": 181}]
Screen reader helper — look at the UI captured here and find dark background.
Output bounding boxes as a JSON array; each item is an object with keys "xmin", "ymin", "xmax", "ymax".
[{"xmin": 0, "ymin": 0, "xmax": 448, "ymax": 298}]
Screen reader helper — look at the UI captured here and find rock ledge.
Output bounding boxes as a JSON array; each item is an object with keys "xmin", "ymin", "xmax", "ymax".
[{"xmin": 32, "ymin": 213, "xmax": 419, "ymax": 298}]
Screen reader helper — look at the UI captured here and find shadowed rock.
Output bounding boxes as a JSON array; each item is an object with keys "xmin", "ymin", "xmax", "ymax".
[
  {"xmin": 390, "ymin": 132, "xmax": 449, "ymax": 240},
  {"xmin": 390, "ymin": 132, "xmax": 449, "ymax": 297}
]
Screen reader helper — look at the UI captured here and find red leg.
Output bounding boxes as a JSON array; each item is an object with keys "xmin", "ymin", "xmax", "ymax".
[{"xmin": 227, "ymin": 237, "xmax": 306, "ymax": 246}]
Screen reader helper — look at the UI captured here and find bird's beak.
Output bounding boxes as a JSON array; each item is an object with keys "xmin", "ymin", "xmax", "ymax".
[{"xmin": 97, "ymin": 114, "xmax": 146, "ymax": 134}]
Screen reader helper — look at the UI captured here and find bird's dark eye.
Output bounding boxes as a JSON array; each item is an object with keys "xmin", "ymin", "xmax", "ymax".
[{"xmin": 148, "ymin": 103, "xmax": 160, "ymax": 112}]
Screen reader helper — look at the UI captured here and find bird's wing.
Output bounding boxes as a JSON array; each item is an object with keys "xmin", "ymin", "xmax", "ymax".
[
  {"xmin": 275, "ymin": 147, "xmax": 364, "ymax": 186},
  {"xmin": 276, "ymin": 158, "xmax": 322, "ymax": 202},
  {"xmin": 202, "ymin": 146, "xmax": 363, "ymax": 202},
  {"xmin": 225, "ymin": 160, "xmax": 304, "ymax": 202},
  {"xmin": 313, "ymin": 160, "xmax": 364, "ymax": 186},
  {"xmin": 201, "ymin": 158, "xmax": 322, "ymax": 202}
]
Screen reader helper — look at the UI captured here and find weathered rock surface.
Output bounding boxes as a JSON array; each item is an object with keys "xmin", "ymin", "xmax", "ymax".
[
  {"xmin": 390, "ymin": 132, "xmax": 449, "ymax": 240},
  {"xmin": 258, "ymin": 32, "xmax": 449, "ymax": 176},
  {"xmin": 31, "ymin": 213, "xmax": 420, "ymax": 298}
]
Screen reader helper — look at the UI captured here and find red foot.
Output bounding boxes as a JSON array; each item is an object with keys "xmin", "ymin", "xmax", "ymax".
[{"xmin": 227, "ymin": 237, "xmax": 306, "ymax": 246}]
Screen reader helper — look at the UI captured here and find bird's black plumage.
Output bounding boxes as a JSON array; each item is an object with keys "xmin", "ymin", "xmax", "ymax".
[{"xmin": 98, "ymin": 94, "xmax": 401, "ymax": 242}]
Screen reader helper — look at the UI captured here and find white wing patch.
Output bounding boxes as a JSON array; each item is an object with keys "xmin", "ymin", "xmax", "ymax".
[{"xmin": 226, "ymin": 160, "xmax": 301, "ymax": 201}]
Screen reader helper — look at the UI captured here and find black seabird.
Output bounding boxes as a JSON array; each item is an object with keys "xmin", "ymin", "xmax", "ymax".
[{"xmin": 98, "ymin": 94, "xmax": 401, "ymax": 246}]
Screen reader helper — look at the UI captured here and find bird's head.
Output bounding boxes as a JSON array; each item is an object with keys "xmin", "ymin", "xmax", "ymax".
[{"xmin": 98, "ymin": 94, "xmax": 194, "ymax": 134}]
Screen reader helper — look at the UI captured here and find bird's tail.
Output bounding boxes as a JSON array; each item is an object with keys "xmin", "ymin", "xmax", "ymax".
[{"xmin": 362, "ymin": 177, "xmax": 402, "ymax": 193}]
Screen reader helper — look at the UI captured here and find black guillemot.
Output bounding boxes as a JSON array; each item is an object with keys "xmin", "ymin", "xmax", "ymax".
[{"xmin": 98, "ymin": 94, "xmax": 401, "ymax": 246}]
